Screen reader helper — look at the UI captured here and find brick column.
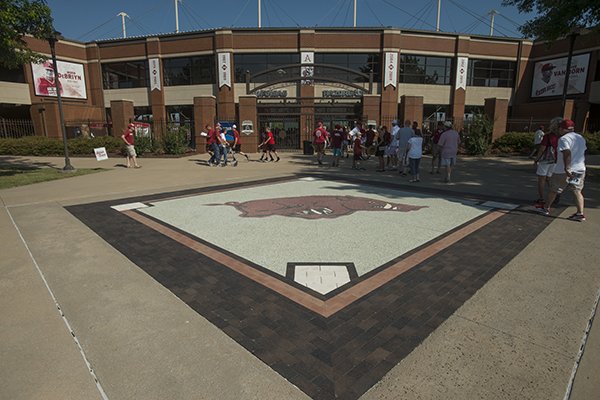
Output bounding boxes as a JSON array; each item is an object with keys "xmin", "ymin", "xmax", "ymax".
[
  {"xmin": 484, "ymin": 98, "xmax": 509, "ymax": 141},
  {"xmin": 110, "ymin": 100, "xmax": 134, "ymax": 137},
  {"xmin": 381, "ymin": 31, "xmax": 401, "ymax": 125},
  {"xmin": 146, "ymin": 38, "xmax": 166, "ymax": 134},
  {"xmin": 215, "ymin": 31, "xmax": 236, "ymax": 120},
  {"xmin": 238, "ymin": 96, "xmax": 259, "ymax": 152},
  {"xmin": 193, "ymin": 96, "xmax": 217, "ymax": 153},
  {"xmin": 85, "ymin": 44, "xmax": 105, "ymax": 112},
  {"xmin": 399, "ymin": 95, "xmax": 423, "ymax": 126},
  {"xmin": 452, "ymin": 37, "xmax": 470, "ymax": 131},
  {"xmin": 362, "ymin": 95, "xmax": 381, "ymax": 125},
  {"xmin": 300, "ymin": 30, "xmax": 315, "ymax": 143}
]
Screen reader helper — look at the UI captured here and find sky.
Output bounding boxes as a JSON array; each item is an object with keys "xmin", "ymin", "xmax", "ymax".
[{"xmin": 46, "ymin": 0, "xmax": 537, "ymax": 42}]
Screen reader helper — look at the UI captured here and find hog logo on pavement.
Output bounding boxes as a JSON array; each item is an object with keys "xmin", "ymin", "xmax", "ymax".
[{"xmin": 211, "ymin": 195, "xmax": 426, "ymax": 219}]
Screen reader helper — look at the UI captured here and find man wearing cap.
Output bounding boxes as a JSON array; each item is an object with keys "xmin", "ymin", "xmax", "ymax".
[
  {"xmin": 541, "ymin": 119, "xmax": 587, "ymax": 221},
  {"xmin": 313, "ymin": 121, "xmax": 329, "ymax": 165},
  {"xmin": 395, "ymin": 120, "xmax": 414, "ymax": 176},
  {"xmin": 121, "ymin": 123, "xmax": 141, "ymax": 168},
  {"xmin": 437, "ymin": 121, "xmax": 461, "ymax": 183},
  {"xmin": 387, "ymin": 120, "xmax": 400, "ymax": 170},
  {"xmin": 541, "ymin": 63, "xmax": 555, "ymax": 84},
  {"xmin": 36, "ymin": 62, "xmax": 62, "ymax": 96},
  {"xmin": 231, "ymin": 124, "xmax": 249, "ymax": 164}
]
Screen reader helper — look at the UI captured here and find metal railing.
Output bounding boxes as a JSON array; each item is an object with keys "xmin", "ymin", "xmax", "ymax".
[{"xmin": 0, "ymin": 118, "xmax": 36, "ymax": 139}]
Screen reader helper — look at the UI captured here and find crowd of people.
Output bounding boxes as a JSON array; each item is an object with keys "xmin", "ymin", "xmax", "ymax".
[{"xmin": 310, "ymin": 119, "xmax": 461, "ymax": 183}]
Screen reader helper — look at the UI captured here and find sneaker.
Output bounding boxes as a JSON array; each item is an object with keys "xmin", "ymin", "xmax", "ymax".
[
  {"xmin": 275, "ymin": 157, "xmax": 280, "ymax": 162},
  {"xmin": 537, "ymin": 208, "xmax": 550, "ymax": 216},
  {"xmin": 567, "ymin": 213, "xmax": 586, "ymax": 222},
  {"xmin": 233, "ymin": 160, "xmax": 238, "ymax": 167},
  {"xmin": 244, "ymin": 154, "xmax": 250, "ymax": 161}
]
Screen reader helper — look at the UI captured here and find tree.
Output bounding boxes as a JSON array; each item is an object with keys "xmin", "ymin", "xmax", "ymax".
[
  {"xmin": 0, "ymin": 0, "xmax": 54, "ymax": 68},
  {"xmin": 502, "ymin": 0, "xmax": 599, "ymax": 40}
]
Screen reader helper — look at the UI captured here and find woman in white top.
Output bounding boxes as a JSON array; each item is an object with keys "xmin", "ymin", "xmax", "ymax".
[{"xmin": 406, "ymin": 130, "xmax": 423, "ymax": 182}]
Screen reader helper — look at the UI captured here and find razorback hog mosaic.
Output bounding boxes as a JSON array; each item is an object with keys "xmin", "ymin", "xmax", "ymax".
[{"xmin": 212, "ymin": 195, "xmax": 427, "ymax": 219}]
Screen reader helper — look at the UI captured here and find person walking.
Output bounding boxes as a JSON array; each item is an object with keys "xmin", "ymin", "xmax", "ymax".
[
  {"xmin": 437, "ymin": 121, "xmax": 460, "ymax": 183},
  {"xmin": 430, "ymin": 121, "xmax": 444, "ymax": 174},
  {"xmin": 121, "ymin": 123, "xmax": 141, "ymax": 168},
  {"xmin": 217, "ymin": 124, "xmax": 230, "ymax": 166},
  {"xmin": 387, "ymin": 119, "xmax": 400, "ymax": 170},
  {"xmin": 313, "ymin": 121, "xmax": 329, "ymax": 165},
  {"xmin": 529, "ymin": 124, "xmax": 545, "ymax": 159},
  {"xmin": 396, "ymin": 120, "xmax": 414, "ymax": 175},
  {"xmin": 352, "ymin": 132, "xmax": 365, "ymax": 170},
  {"xmin": 407, "ymin": 128, "xmax": 423, "ymax": 182},
  {"xmin": 206, "ymin": 124, "xmax": 221, "ymax": 166},
  {"xmin": 330, "ymin": 124, "xmax": 345, "ymax": 167},
  {"xmin": 231, "ymin": 124, "xmax": 249, "ymax": 163},
  {"xmin": 533, "ymin": 118, "xmax": 560, "ymax": 210},
  {"xmin": 540, "ymin": 119, "xmax": 587, "ymax": 221},
  {"xmin": 259, "ymin": 126, "xmax": 280, "ymax": 162}
]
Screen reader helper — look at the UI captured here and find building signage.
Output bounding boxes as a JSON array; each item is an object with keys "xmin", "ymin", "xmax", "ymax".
[
  {"xmin": 301, "ymin": 51, "xmax": 314, "ymax": 85},
  {"xmin": 384, "ymin": 52, "xmax": 398, "ymax": 88},
  {"xmin": 531, "ymin": 53, "xmax": 590, "ymax": 98},
  {"xmin": 31, "ymin": 60, "xmax": 87, "ymax": 99},
  {"xmin": 149, "ymin": 58, "xmax": 161, "ymax": 91},
  {"xmin": 256, "ymin": 90, "xmax": 288, "ymax": 98},
  {"xmin": 218, "ymin": 52, "xmax": 231, "ymax": 88},
  {"xmin": 455, "ymin": 57, "xmax": 468, "ymax": 90},
  {"xmin": 322, "ymin": 89, "xmax": 363, "ymax": 98},
  {"xmin": 241, "ymin": 120, "xmax": 254, "ymax": 135}
]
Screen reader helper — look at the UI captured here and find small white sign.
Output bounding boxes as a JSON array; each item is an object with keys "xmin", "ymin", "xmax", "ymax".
[
  {"xmin": 455, "ymin": 56, "xmax": 468, "ymax": 90},
  {"xmin": 218, "ymin": 52, "xmax": 231, "ymax": 88},
  {"xmin": 94, "ymin": 147, "xmax": 108, "ymax": 161},
  {"xmin": 149, "ymin": 58, "xmax": 161, "ymax": 91},
  {"xmin": 241, "ymin": 120, "xmax": 254, "ymax": 135},
  {"xmin": 384, "ymin": 52, "xmax": 398, "ymax": 88}
]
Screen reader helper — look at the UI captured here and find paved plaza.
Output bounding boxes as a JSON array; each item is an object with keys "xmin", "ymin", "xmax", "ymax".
[{"xmin": 1, "ymin": 152, "xmax": 599, "ymax": 400}]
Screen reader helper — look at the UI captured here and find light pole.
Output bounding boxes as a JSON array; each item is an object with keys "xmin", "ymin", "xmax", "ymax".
[
  {"xmin": 47, "ymin": 30, "xmax": 75, "ymax": 171},
  {"xmin": 561, "ymin": 31, "xmax": 579, "ymax": 118}
]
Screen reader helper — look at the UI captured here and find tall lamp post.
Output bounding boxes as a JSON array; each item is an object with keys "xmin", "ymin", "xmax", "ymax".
[{"xmin": 47, "ymin": 30, "xmax": 75, "ymax": 171}]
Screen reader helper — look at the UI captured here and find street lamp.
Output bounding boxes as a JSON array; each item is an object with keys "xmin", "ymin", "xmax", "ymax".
[
  {"xmin": 561, "ymin": 27, "xmax": 589, "ymax": 118},
  {"xmin": 47, "ymin": 30, "xmax": 75, "ymax": 171}
]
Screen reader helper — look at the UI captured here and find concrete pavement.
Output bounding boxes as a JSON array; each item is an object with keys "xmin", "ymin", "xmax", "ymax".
[{"xmin": 1, "ymin": 152, "xmax": 599, "ymax": 399}]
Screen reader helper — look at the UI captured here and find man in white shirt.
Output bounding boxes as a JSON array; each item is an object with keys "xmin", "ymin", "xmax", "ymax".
[
  {"xmin": 542, "ymin": 119, "xmax": 587, "ymax": 221},
  {"xmin": 529, "ymin": 124, "xmax": 545, "ymax": 158},
  {"xmin": 395, "ymin": 120, "xmax": 414, "ymax": 175}
]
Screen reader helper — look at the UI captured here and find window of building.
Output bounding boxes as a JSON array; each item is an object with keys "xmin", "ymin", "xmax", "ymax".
[
  {"xmin": 467, "ymin": 59, "xmax": 516, "ymax": 88},
  {"xmin": 234, "ymin": 53, "xmax": 300, "ymax": 83},
  {"xmin": 166, "ymin": 105, "xmax": 193, "ymax": 122},
  {"xmin": 102, "ymin": 61, "xmax": 148, "ymax": 89},
  {"xmin": 315, "ymin": 53, "xmax": 381, "ymax": 83},
  {"xmin": 400, "ymin": 55, "xmax": 452, "ymax": 85},
  {"xmin": 423, "ymin": 104, "xmax": 450, "ymax": 121},
  {"xmin": 0, "ymin": 66, "xmax": 26, "ymax": 83},
  {"xmin": 163, "ymin": 55, "xmax": 215, "ymax": 86}
]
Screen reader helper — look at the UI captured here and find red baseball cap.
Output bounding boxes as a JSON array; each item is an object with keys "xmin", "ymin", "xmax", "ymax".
[
  {"xmin": 560, "ymin": 119, "xmax": 575, "ymax": 129},
  {"xmin": 541, "ymin": 63, "xmax": 555, "ymax": 71}
]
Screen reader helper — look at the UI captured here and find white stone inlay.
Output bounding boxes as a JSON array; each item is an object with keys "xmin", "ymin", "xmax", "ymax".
[
  {"xmin": 294, "ymin": 265, "xmax": 351, "ymax": 295},
  {"xmin": 480, "ymin": 201, "xmax": 518, "ymax": 210},
  {"xmin": 111, "ymin": 202, "xmax": 148, "ymax": 212}
]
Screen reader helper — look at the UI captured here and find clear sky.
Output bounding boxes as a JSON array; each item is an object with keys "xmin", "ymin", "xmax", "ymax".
[{"xmin": 46, "ymin": 0, "xmax": 537, "ymax": 42}]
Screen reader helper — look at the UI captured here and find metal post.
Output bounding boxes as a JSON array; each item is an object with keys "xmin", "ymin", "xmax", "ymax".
[
  {"xmin": 353, "ymin": 0, "xmax": 357, "ymax": 28},
  {"xmin": 561, "ymin": 32, "xmax": 578, "ymax": 117},
  {"xmin": 118, "ymin": 12, "xmax": 128, "ymax": 38},
  {"xmin": 489, "ymin": 10, "xmax": 497, "ymax": 36},
  {"xmin": 175, "ymin": 0, "xmax": 180, "ymax": 33},
  {"xmin": 436, "ymin": 0, "xmax": 441, "ymax": 32},
  {"xmin": 48, "ymin": 31, "xmax": 75, "ymax": 171},
  {"xmin": 258, "ymin": 0, "xmax": 261, "ymax": 28}
]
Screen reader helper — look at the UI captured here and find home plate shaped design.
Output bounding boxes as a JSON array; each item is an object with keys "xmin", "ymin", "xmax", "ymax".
[{"xmin": 67, "ymin": 176, "xmax": 552, "ymax": 400}]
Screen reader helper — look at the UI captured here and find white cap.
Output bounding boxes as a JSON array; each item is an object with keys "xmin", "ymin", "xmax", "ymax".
[{"xmin": 232, "ymin": 124, "xmax": 237, "ymax": 128}]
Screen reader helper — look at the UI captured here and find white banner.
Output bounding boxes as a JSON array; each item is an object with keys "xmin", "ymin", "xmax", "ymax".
[
  {"xmin": 218, "ymin": 52, "xmax": 231, "ymax": 88},
  {"xmin": 531, "ymin": 53, "xmax": 590, "ymax": 98},
  {"xmin": 31, "ymin": 60, "xmax": 87, "ymax": 99},
  {"xmin": 301, "ymin": 51, "xmax": 314, "ymax": 85},
  {"xmin": 384, "ymin": 52, "xmax": 398, "ymax": 88},
  {"xmin": 455, "ymin": 56, "xmax": 468, "ymax": 90},
  {"xmin": 149, "ymin": 58, "xmax": 161, "ymax": 91}
]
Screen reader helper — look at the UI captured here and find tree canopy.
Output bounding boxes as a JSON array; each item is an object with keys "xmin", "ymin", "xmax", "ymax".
[
  {"xmin": 503, "ymin": 0, "xmax": 600, "ymax": 40},
  {"xmin": 0, "ymin": 0, "xmax": 54, "ymax": 68}
]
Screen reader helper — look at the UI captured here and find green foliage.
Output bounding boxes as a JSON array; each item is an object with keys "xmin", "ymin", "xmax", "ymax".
[
  {"xmin": 133, "ymin": 134, "xmax": 159, "ymax": 156},
  {"xmin": 0, "ymin": 135, "xmax": 123, "ymax": 156},
  {"xmin": 502, "ymin": 0, "xmax": 599, "ymax": 40},
  {"xmin": 492, "ymin": 132, "xmax": 535, "ymax": 154},
  {"xmin": 464, "ymin": 113, "xmax": 494, "ymax": 155},
  {"xmin": 160, "ymin": 126, "xmax": 190, "ymax": 155},
  {"xmin": 582, "ymin": 132, "xmax": 600, "ymax": 155},
  {"xmin": 0, "ymin": 0, "xmax": 54, "ymax": 68}
]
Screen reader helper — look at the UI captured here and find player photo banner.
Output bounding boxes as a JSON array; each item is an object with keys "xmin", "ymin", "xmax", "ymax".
[
  {"xmin": 149, "ymin": 58, "xmax": 161, "ymax": 91},
  {"xmin": 218, "ymin": 53, "xmax": 231, "ymax": 88},
  {"xmin": 455, "ymin": 57, "xmax": 468, "ymax": 90},
  {"xmin": 531, "ymin": 53, "xmax": 590, "ymax": 98},
  {"xmin": 384, "ymin": 52, "xmax": 398, "ymax": 88},
  {"xmin": 301, "ymin": 51, "xmax": 314, "ymax": 85},
  {"xmin": 31, "ymin": 60, "xmax": 87, "ymax": 99}
]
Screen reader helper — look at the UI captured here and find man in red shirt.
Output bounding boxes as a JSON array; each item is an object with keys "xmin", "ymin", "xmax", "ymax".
[
  {"xmin": 206, "ymin": 124, "xmax": 221, "ymax": 166},
  {"xmin": 330, "ymin": 124, "xmax": 345, "ymax": 167},
  {"xmin": 231, "ymin": 124, "xmax": 249, "ymax": 164},
  {"xmin": 313, "ymin": 121, "xmax": 329, "ymax": 165},
  {"xmin": 258, "ymin": 127, "xmax": 280, "ymax": 162},
  {"xmin": 121, "ymin": 123, "xmax": 141, "ymax": 168}
]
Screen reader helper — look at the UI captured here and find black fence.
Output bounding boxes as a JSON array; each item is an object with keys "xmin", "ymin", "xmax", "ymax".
[{"xmin": 0, "ymin": 118, "xmax": 35, "ymax": 139}]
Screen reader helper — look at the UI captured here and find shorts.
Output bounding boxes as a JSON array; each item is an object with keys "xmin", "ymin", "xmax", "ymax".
[
  {"xmin": 431, "ymin": 143, "xmax": 441, "ymax": 156},
  {"xmin": 441, "ymin": 157, "xmax": 456, "ymax": 166},
  {"xmin": 332, "ymin": 148, "xmax": 342, "ymax": 157},
  {"xmin": 375, "ymin": 147, "xmax": 385, "ymax": 157},
  {"xmin": 233, "ymin": 144, "xmax": 242, "ymax": 153},
  {"xmin": 353, "ymin": 153, "xmax": 362, "ymax": 161},
  {"xmin": 125, "ymin": 144, "xmax": 137, "ymax": 157},
  {"xmin": 549, "ymin": 172, "xmax": 585, "ymax": 193},
  {"xmin": 314, "ymin": 142, "xmax": 325, "ymax": 153},
  {"xmin": 536, "ymin": 162, "xmax": 555, "ymax": 177}
]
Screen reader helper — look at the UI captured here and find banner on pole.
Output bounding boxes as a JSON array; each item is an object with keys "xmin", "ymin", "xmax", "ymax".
[
  {"xmin": 218, "ymin": 53, "xmax": 231, "ymax": 88},
  {"xmin": 301, "ymin": 51, "xmax": 314, "ymax": 85},
  {"xmin": 384, "ymin": 52, "xmax": 398, "ymax": 88},
  {"xmin": 455, "ymin": 57, "xmax": 468, "ymax": 90},
  {"xmin": 149, "ymin": 58, "xmax": 161, "ymax": 91}
]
